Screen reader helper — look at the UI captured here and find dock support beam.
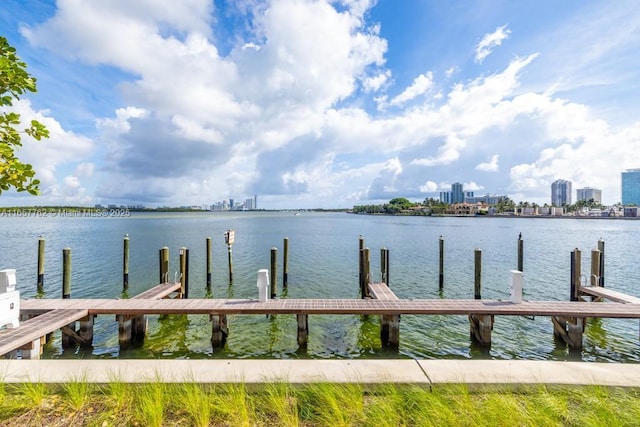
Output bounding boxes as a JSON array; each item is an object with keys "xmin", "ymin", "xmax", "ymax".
[
  {"xmin": 211, "ymin": 314, "xmax": 228, "ymax": 349},
  {"xmin": 78, "ymin": 315, "xmax": 94, "ymax": 348},
  {"xmin": 19, "ymin": 337, "xmax": 45, "ymax": 360},
  {"xmin": 297, "ymin": 314, "xmax": 308, "ymax": 348}
]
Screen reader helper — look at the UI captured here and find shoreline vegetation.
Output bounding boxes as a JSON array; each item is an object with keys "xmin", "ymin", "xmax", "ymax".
[{"xmin": 1, "ymin": 380, "xmax": 639, "ymax": 426}]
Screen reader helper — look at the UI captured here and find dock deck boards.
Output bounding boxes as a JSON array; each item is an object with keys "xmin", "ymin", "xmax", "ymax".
[
  {"xmin": 580, "ymin": 286, "xmax": 640, "ymax": 304},
  {"xmin": 368, "ymin": 283, "xmax": 399, "ymax": 300},
  {"xmin": 130, "ymin": 282, "xmax": 181, "ymax": 300},
  {"xmin": 19, "ymin": 298, "xmax": 640, "ymax": 318},
  {"xmin": 0, "ymin": 308, "xmax": 88, "ymax": 356}
]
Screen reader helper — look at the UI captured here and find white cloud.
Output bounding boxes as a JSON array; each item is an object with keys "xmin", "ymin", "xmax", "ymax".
[
  {"xmin": 464, "ymin": 181, "xmax": 484, "ymax": 192},
  {"xmin": 476, "ymin": 154, "xmax": 499, "ymax": 172},
  {"xmin": 362, "ymin": 70, "xmax": 391, "ymax": 92},
  {"xmin": 419, "ymin": 181, "xmax": 438, "ymax": 192},
  {"xmin": 390, "ymin": 72, "xmax": 433, "ymax": 106},
  {"xmin": 475, "ymin": 24, "xmax": 511, "ymax": 63}
]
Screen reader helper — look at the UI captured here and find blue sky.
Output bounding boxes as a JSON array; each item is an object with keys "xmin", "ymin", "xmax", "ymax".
[{"xmin": 1, "ymin": 0, "xmax": 639, "ymax": 208}]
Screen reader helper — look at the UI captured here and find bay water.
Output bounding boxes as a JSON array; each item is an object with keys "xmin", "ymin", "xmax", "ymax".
[{"xmin": 1, "ymin": 211, "xmax": 639, "ymax": 361}]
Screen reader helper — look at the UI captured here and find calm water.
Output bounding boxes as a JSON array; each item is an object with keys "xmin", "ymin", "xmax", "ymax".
[{"xmin": 1, "ymin": 211, "xmax": 639, "ymax": 362}]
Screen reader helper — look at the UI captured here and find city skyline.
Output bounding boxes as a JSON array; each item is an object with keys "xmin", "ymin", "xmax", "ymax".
[{"xmin": 1, "ymin": 1, "xmax": 640, "ymax": 209}]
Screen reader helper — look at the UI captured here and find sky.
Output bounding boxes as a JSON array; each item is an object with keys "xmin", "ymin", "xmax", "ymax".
[{"xmin": 1, "ymin": 0, "xmax": 639, "ymax": 209}]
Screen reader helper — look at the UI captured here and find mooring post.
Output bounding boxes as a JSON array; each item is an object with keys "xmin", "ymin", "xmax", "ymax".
[
  {"xmin": 597, "ymin": 239, "xmax": 605, "ymax": 287},
  {"xmin": 283, "ymin": 237, "xmax": 289, "ymax": 288},
  {"xmin": 180, "ymin": 247, "xmax": 189, "ymax": 299},
  {"xmin": 517, "ymin": 234, "xmax": 524, "ymax": 272},
  {"xmin": 61, "ymin": 248, "xmax": 75, "ymax": 349},
  {"xmin": 439, "ymin": 236, "xmax": 444, "ymax": 291},
  {"xmin": 37, "ymin": 236, "xmax": 45, "ymax": 293},
  {"xmin": 359, "ymin": 235, "xmax": 365, "ymax": 298},
  {"xmin": 297, "ymin": 314, "xmax": 308, "ymax": 348},
  {"xmin": 380, "ymin": 247, "xmax": 388, "ymax": 285},
  {"xmin": 206, "ymin": 237, "xmax": 212, "ymax": 289},
  {"xmin": 225, "ymin": 230, "xmax": 234, "ymax": 283},
  {"xmin": 553, "ymin": 248, "xmax": 584, "ymax": 350},
  {"xmin": 591, "ymin": 249, "xmax": 601, "ymax": 288},
  {"xmin": 159, "ymin": 247, "xmax": 169, "ymax": 284},
  {"xmin": 62, "ymin": 248, "xmax": 71, "ymax": 299},
  {"xmin": 270, "ymin": 247, "xmax": 278, "ymax": 298},
  {"xmin": 363, "ymin": 247, "xmax": 371, "ymax": 298},
  {"xmin": 570, "ymin": 248, "xmax": 581, "ymax": 302},
  {"xmin": 469, "ymin": 247, "xmax": 491, "ymax": 347},
  {"xmin": 123, "ymin": 234, "xmax": 129, "ymax": 291},
  {"xmin": 474, "ymin": 248, "xmax": 482, "ymax": 299}
]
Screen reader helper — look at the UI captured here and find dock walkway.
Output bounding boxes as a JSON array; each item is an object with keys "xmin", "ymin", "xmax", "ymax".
[{"xmin": 19, "ymin": 297, "xmax": 640, "ymax": 318}]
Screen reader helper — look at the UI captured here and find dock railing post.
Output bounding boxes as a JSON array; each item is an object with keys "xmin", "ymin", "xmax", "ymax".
[
  {"xmin": 439, "ymin": 236, "xmax": 444, "ymax": 291},
  {"xmin": 206, "ymin": 237, "xmax": 212, "ymax": 290},
  {"xmin": 380, "ymin": 247, "xmax": 387, "ymax": 286},
  {"xmin": 123, "ymin": 234, "xmax": 129, "ymax": 291},
  {"xmin": 597, "ymin": 239, "xmax": 605, "ymax": 287},
  {"xmin": 470, "ymin": 247, "xmax": 491, "ymax": 347},
  {"xmin": 283, "ymin": 237, "xmax": 289, "ymax": 289},
  {"xmin": 570, "ymin": 248, "xmax": 581, "ymax": 302},
  {"xmin": 37, "ymin": 236, "xmax": 45, "ymax": 294},
  {"xmin": 270, "ymin": 247, "xmax": 278, "ymax": 299}
]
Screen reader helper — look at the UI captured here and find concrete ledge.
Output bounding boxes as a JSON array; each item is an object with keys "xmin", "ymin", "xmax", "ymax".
[{"xmin": 1, "ymin": 359, "xmax": 640, "ymax": 387}]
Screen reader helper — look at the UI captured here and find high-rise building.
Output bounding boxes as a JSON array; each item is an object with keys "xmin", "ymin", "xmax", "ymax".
[
  {"xmin": 576, "ymin": 187, "xmax": 602, "ymax": 204},
  {"xmin": 551, "ymin": 179, "xmax": 572, "ymax": 207},
  {"xmin": 622, "ymin": 169, "xmax": 640, "ymax": 206},
  {"xmin": 451, "ymin": 182, "xmax": 464, "ymax": 204}
]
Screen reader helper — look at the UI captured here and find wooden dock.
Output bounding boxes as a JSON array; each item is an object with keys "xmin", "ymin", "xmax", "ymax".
[{"xmin": 4, "ymin": 278, "xmax": 640, "ymax": 359}]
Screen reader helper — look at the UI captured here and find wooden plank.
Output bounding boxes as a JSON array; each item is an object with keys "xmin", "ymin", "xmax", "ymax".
[
  {"xmin": 368, "ymin": 283, "xmax": 399, "ymax": 300},
  {"xmin": 580, "ymin": 286, "xmax": 640, "ymax": 304},
  {"xmin": 131, "ymin": 282, "xmax": 181, "ymax": 300},
  {"xmin": 0, "ymin": 309, "xmax": 88, "ymax": 356},
  {"xmin": 19, "ymin": 298, "xmax": 640, "ymax": 318}
]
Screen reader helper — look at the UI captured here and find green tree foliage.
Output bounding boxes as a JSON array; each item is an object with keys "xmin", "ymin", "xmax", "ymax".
[{"xmin": 1, "ymin": 36, "xmax": 49, "ymax": 195}]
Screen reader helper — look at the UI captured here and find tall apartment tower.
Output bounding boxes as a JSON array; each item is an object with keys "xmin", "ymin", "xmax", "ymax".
[
  {"xmin": 576, "ymin": 187, "xmax": 602, "ymax": 204},
  {"xmin": 451, "ymin": 182, "xmax": 465, "ymax": 203},
  {"xmin": 622, "ymin": 169, "xmax": 640, "ymax": 205},
  {"xmin": 551, "ymin": 179, "xmax": 572, "ymax": 207}
]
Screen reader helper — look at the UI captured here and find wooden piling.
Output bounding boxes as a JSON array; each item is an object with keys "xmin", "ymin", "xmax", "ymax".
[
  {"xmin": 598, "ymin": 239, "xmax": 605, "ymax": 287},
  {"xmin": 591, "ymin": 249, "xmax": 601, "ymax": 287},
  {"xmin": 570, "ymin": 248, "xmax": 581, "ymax": 302},
  {"xmin": 211, "ymin": 314, "xmax": 228, "ymax": 349},
  {"xmin": 61, "ymin": 247, "xmax": 76, "ymax": 349},
  {"xmin": 438, "ymin": 236, "xmax": 444, "ymax": 291},
  {"xmin": 159, "ymin": 247, "xmax": 169, "ymax": 284},
  {"xmin": 270, "ymin": 247, "xmax": 277, "ymax": 299},
  {"xmin": 123, "ymin": 234, "xmax": 129, "ymax": 290},
  {"xmin": 225, "ymin": 230, "xmax": 234, "ymax": 283},
  {"xmin": 380, "ymin": 247, "xmax": 387, "ymax": 285},
  {"xmin": 363, "ymin": 247, "xmax": 371, "ymax": 298},
  {"xmin": 37, "ymin": 236, "xmax": 45, "ymax": 293},
  {"xmin": 283, "ymin": 237, "xmax": 289, "ymax": 288},
  {"xmin": 474, "ymin": 248, "xmax": 482, "ymax": 299},
  {"xmin": 78, "ymin": 315, "xmax": 94, "ymax": 348},
  {"xmin": 180, "ymin": 247, "xmax": 189, "ymax": 298},
  {"xmin": 359, "ymin": 235, "xmax": 364, "ymax": 298},
  {"xmin": 206, "ymin": 237, "xmax": 212, "ymax": 289},
  {"xmin": 62, "ymin": 248, "xmax": 71, "ymax": 299},
  {"xmin": 297, "ymin": 314, "xmax": 308, "ymax": 347},
  {"xmin": 517, "ymin": 235, "xmax": 524, "ymax": 272}
]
